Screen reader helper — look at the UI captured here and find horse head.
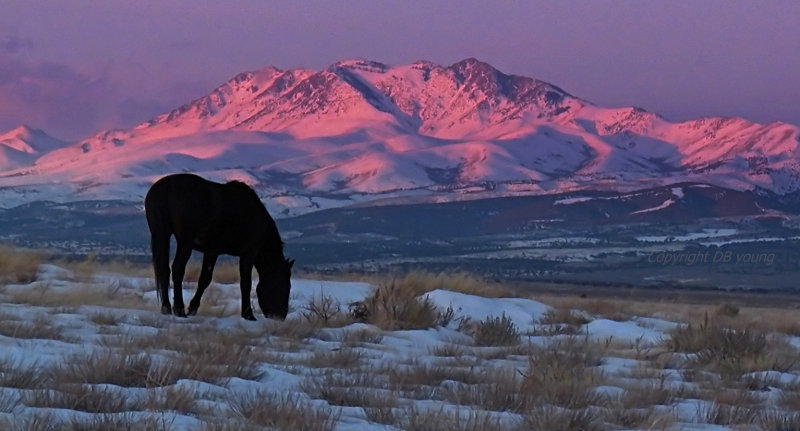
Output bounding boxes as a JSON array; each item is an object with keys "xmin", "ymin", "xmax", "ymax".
[{"xmin": 256, "ymin": 257, "xmax": 294, "ymax": 319}]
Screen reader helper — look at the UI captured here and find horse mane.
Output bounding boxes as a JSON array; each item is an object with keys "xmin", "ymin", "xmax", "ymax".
[
  {"xmin": 226, "ymin": 180, "xmax": 285, "ymax": 252},
  {"xmin": 226, "ymin": 180, "xmax": 263, "ymax": 205}
]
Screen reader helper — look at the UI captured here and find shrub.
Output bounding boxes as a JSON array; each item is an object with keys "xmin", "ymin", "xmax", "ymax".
[
  {"xmin": 666, "ymin": 313, "xmax": 795, "ymax": 378},
  {"xmin": 473, "ymin": 314, "xmax": 521, "ymax": 346},
  {"xmin": 519, "ymin": 336, "xmax": 606, "ymax": 408},
  {"xmin": 518, "ymin": 405, "xmax": 604, "ymax": 431},
  {"xmin": 400, "ymin": 405, "xmax": 508, "ymax": 431},
  {"xmin": 0, "ymin": 246, "xmax": 46, "ymax": 283},
  {"xmin": 231, "ymin": 390, "xmax": 340, "ymax": 431},
  {"xmin": 301, "ymin": 292, "xmax": 351, "ymax": 327},
  {"xmin": 352, "ymin": 281, "xmax": 438, "ymax": 330},
  {"xmin": 22, "ymin": 385, "xmax": 129, "ymax": 413}
]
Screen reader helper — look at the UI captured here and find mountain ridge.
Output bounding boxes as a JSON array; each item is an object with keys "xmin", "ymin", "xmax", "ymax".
[{"xmin": 0, "ymin": 57, "xmax": 797, "ymax": 216}]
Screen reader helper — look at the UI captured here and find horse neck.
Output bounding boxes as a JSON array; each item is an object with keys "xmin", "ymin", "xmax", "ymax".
[{"xmin": 256, "ymin": 245, "xmax": 285, "ymax": 274}]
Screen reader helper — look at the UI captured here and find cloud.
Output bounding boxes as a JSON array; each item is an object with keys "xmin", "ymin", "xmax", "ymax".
[
  {"xmin": 0, "ymin": 35, "xmax": 33, "ymax": 54},
  {"xmin": 0, "ymin": 54, "xmax": 111, "ymax": 139},
  {"xmin": 0, "ymin": 53, "xmax": 195, "ymax": 140}
]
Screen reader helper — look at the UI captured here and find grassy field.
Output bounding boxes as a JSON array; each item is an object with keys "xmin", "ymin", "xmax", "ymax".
[{"xmin": 0, "ymin": 249, "xmax": 799, "ymax": 430}]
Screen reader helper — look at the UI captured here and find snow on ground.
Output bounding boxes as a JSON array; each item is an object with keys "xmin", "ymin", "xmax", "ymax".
[
  {"xmin": 0, "ymin": 265, "xmax": 798, "ymax": 430},
  {"xmin": 582, "ymin": 318, "xmax": 665, "ymax": 345},
  {"xmin": 630, "ymin": 198, "xmax": 675, "ymax": 215},
  {"xmin": 636, "ymin": 228, "xmax": 739, "ymax": 243},
  {"xmin": 424, "ymin": 289, "xmax": 550, "ymax": 333}
]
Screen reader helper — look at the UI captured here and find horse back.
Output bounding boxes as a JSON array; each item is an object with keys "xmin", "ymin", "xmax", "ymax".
[{"xmin": 145, "ymin": 174, "xmax": 274, "ymax": 256}]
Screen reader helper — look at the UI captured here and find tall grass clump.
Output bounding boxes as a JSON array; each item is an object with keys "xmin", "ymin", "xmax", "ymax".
[
  {"xmin": 352, "ymin": 281, "xmax": 439, "ymax": 330},
  {"xmin": 665, "ymin": 313, "xmax": 796, "ymax": 378},
  {"xmin": 473, "ymin": 314, "xmax": 521, "ymax": 346},
  {"xmin": 231, "ymin": 390, "xmax": 340, "ymax": 431},
  {"xmin": 0, "ymin": 246, "xmax": 46, "ymax": 283}
]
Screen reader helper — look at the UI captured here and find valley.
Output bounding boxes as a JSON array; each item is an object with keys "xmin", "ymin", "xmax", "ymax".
[{"xmin": 1, "ymin": 184, "xmax": 798, "ymax": 295}]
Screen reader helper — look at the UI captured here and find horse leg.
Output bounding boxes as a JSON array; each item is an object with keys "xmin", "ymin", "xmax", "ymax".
[
  {"xmin": 239, "ymin": 258, "xmax": 256, "ymax": 321},
  {"xmin": 188, "ymin": 253, "xmax": 218, "ymax": 316},
  {"xmin": 151, "ymin": 233, "xmax": 172, "ymax": 315},
  {"xmin": 171, "ymin": 243, "xmax": 192, "ymax": 318}
]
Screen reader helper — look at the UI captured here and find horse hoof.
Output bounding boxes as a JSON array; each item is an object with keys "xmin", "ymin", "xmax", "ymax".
[
  {"xmin": 161, "ymin": 305, "xmax": 172, "ymax": 315},
  {"xmin": 187, "ymin": 307, "xmax": 198, "ymax": 316},
  {"xmin": 173, "ymin": 307, "xmax": 187, "ymax": 318},
  {"xmin": 242, "ymin": 310, "xmax": 257, "ymax": 321}
]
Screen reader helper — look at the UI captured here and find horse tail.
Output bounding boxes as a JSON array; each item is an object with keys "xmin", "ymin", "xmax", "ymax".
[{"xmin": 145, "ymin": 186, "xmax": 172, "ymax": 305}]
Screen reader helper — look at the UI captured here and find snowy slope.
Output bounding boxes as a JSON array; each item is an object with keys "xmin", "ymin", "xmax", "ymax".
[
  {"xmin": 0, "ymin": 58, "xmax": 797, "ymax": 212},
  {"xmin": 1, "ymin": 264, "xmax": 799, "ymax": 429},
  {"xmin": 0, "ymin": 125, "xmax": 71, "ymax": 171}
]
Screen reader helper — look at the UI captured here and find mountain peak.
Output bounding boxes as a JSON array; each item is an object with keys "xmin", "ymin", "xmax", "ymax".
[
  {"xmin": 1, "ymin": 124, "xmax": 41, "ymax": 140},
  {"xmin": 333, "ymin": 59, "xmax": 388, "ymax": 73},
  {"xmin": 0, "ymin": 57, "xmax": 799, "ymax": 212},
  {"xmin": 449, "ymin": 58, "xmax": 498, "ymax": 80},
  {"xmin": 0, "ymin": 124, "xmax": 69, "ymax": 169}
]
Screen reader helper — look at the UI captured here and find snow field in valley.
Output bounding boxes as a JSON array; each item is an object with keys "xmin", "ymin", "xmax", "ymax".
[{"xmin": 0, "ymin": 264, "xmax": 799, "ymax": 430}]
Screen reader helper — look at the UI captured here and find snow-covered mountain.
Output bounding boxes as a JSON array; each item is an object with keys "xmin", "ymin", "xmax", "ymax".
[
  {"xmin": 0, "ymin": 58, "xmax": 798, "ymax": 215},
  {"xmin": 0, "ymin": 125, "xmax": 70, "ymax": 171}
]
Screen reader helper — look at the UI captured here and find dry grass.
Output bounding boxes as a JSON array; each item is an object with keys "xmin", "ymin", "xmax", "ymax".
[
  {"xmin": 696, "ymin": 401, "xmax": 762, "ymax": 426},
  {"xmin": 778, "ymin": 388, "xmax": 800, "ymax": 412},
  {"xmin": 230, "ymin": 389, "xmax": 340, "ymax": 431},
  {"xmin": 0, "ymin": 357, "xmax": 49, "ymax": 389},
  {"xmin": 302, "ymin": 348, "xmax": 363, "ymax": 369},
  {"xmin": 194, "ymin": 284, "xmax": 234, "ymax": 317},
  {"xmin": 89, "ymin": 310, "xmax": 124, "ymax": 326},
  {"xmin": 371, "ymin": 270, "xmax": 513, "ymax": 298},
  {"xmin": 429, "ymin": 343, "xmax": 469, "ymax": 358},
  {"xmin": 144, "ymin": 385, "xmax": 200, "ymax": 415},
  {"xmin": 3, "ymin": 412, "xmax": 58, "ymax": 431},
  {"xmin": 665, "ymin": 313, "xmax": 797, "ymax": 379},
  {"xmin": 538, "ymin": 307, "xmax": 592, "ymax": 326},
  {"xmin": 352, "ymin": 281, "xmax": 439, "ymax": 330},
  {"xmin": 0, "ymin": 390, "xmax": 20, "ymax": 413},
  {"xmin": 335, "ymin": 327, "xmax": 384, "ymax": 346},
  {"xmin": 5, "ymin": 260, "xmax": 800, "ymax": 429},
  {"xmin": 51, "ymin": 349, "xmax": 162, "ymax": 388},
  {"xmin": 264, "ymin": 317, "xmax": 319, "ymax": 342},
  {"xmin": 52, "ymin": 254, "xmax": 153, "ymax": 283},
  {"xmin": 0, "ymin": 314, "xmax": 75, "ymax": 342},
  {"xmin": 399, "ymin": 405, "xmax": 508, "ymax": 431},
  {"xmin": 518, "ymin": 405, "xmax": 605, "ymax": 431},
  {"xmin": 201, "ymin": 419, "xmax": 263, "ymax": 431},
  {"xmin": 539, "ymin": 295, "xmax": 632, "ymax": 322},
  {"xmin": 301, "ymin": 371, "xmax": 396, "ymax": 409},
  {"xmin": 387, "ymin": 362, "xmax": 489, "ymax": 391},
  {"xmin": 442, "ymin": 368, "xmax": 529, "ymax": 413},
  {"xmin": 68, "ymin": 413, "xmax": 173, "ymax": 431},
  {"xmin": 519, "ymin": 336, "xmax": 607, "ymax": 409},
  {"xmin": 183, "ymin": 260, "xmax": 241, "ymax": 284},
  {"xmin": 4, "ymin": 280, "xmax": 148, "ymax": 309},
  {"xmin": 300, "ymin": 292, "xmax": 353, "ymax": 328},
  {"xmin": 473, "ymin": 314, "xmax": 521, "ymax": 346},
  {"xmin": 51, "ymin": 340, "xmax": 263, "ymax": 388},
  {"xmin": 22, "ymin": 385, "xmax": 130, "ymax": 414},
  {"xmin": 758, "ymin": 409, "xmax": 800, "ymax": 431},
  {"xmin": 601, "ymin": 405, "xmax": 675, "ymax": 430},
  {"xmin": 0, "ymin": 246, "xmax": 47, "ymax": 283},
  {"xmin": 614, "ymin": 380, "xmax": 683, "ymax": 408}
]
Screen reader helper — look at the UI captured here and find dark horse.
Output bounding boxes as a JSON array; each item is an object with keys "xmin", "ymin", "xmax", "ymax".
[{"xmin": 144, "ymin": 173, "xmax": 293, "ymax": 320}]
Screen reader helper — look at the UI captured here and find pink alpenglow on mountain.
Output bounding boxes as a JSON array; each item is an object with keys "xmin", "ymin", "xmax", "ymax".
[{"xmin": 0, "ymin": 58, "xmax": 797, "ymax": 214}]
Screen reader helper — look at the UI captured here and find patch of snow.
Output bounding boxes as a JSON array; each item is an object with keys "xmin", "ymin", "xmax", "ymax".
[
  {"xmin": 582, "ymin": 319, "xmax": 666, "ymax": 345},
  {"xmin": 630, "ymin": 199, "xmax": 675, "ymax": 215},
  {"xmin": 423, "ymin": 289, "xmax": 550, "ymax": 333}
]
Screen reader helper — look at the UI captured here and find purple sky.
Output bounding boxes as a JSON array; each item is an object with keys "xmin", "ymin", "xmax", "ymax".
[{"xmin": 1, "ymin": 1, "xmax": 798, "ymax": 140}]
